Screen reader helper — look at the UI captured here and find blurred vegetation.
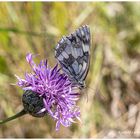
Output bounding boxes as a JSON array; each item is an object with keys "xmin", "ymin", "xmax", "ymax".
[{"xmin": 0, "ymin": 2, "xmax": 140, "ymax": 138}]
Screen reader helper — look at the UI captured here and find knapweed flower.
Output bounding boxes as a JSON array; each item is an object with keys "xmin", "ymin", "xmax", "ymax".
[{"xmin": 16, "ymin": 53, "xmax": 81, "ymax": 130}]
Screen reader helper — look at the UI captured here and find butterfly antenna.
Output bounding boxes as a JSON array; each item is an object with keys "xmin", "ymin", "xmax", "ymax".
[
  {"xmin": 87, "ymin": 86, "xmax": 106, "ymax": 100},
  {"xmin": 85, "ymin": 87, "xmax": 89, "ymax": 103}
]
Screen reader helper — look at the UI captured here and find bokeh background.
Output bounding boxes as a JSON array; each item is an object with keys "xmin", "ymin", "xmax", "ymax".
[{"xmin": 0, "ymin": 2, "xmax": 140, "ymax": 138}]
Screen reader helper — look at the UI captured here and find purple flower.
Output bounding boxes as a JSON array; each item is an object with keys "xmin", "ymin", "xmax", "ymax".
[{"xmin": 15, "ymin": 53, "xmax": 81, "ymax": 130}]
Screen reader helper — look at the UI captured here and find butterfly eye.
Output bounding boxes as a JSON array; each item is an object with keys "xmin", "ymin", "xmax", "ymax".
[{"xmin": 79, "ymin": 81, "xmax": 85, "ymax": 87}]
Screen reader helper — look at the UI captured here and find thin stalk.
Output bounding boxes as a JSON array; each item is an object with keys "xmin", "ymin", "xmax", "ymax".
[{"xmin": 0, "ymin": 109, "xmax": 27, "ymax": 124}]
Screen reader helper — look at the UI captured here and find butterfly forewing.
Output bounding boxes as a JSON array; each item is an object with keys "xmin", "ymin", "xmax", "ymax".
[{"xmin": 55, "ymin": 25, "xmax": 90, "ymax": 89}]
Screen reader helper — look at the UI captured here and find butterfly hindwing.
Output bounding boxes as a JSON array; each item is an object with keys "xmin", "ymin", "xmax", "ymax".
[{"xmin": 55, "ymin": 25, "xmax": 90, "ymax": 89}]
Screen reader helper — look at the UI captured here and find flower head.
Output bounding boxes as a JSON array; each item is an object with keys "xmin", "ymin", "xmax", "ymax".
[{"xmin": 16, "ymin": 53, "xmax": 80, "ymax": 130}]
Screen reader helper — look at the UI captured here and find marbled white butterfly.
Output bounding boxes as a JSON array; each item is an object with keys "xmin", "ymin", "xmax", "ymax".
[{"xmin": 55, "ymin": 25, "xmax": 90, "ymax": 89}]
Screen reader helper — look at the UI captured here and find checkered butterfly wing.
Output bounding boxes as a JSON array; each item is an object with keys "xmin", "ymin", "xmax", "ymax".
[{"xmin": 55, "ymin": 25, "xmax": 90, "ymax": 89}]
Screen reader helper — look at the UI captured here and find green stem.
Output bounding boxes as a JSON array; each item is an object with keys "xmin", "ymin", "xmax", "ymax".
[
  {"xmin": 0, "ymin": 109, "xmax": 27, "ymax": 124},
  {"xmin": 0, "ymin": 27, "xmax": 46, "ymax": 37}
]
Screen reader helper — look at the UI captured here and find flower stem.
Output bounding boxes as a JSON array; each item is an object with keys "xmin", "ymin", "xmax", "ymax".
[{"xmin": 0, "ymin": 109, "xmax": 27, "ymax": 124}]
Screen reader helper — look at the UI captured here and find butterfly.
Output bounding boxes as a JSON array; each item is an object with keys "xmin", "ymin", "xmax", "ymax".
[{"xmin": 55, "ymin": 25, "xmax": 90, "ymax": 89}]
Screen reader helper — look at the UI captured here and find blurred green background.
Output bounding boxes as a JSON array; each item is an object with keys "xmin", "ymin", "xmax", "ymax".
[{"xmin": 0, "ymin": 2, "xmax": 140, "ymax": 138}]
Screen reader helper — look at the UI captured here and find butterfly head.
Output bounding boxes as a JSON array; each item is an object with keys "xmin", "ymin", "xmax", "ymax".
[{"xmin": 78, "ymin": 80, "xmax": 86, "ymax": 90}]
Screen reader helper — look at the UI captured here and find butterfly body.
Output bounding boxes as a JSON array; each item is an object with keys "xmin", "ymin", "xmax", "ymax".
[{"xmin": 55, "ymin": 25, "xmax": 90, "ymax": 89}]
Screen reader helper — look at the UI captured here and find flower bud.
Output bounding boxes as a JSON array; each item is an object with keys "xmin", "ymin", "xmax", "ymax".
[{"xmin": 22, "ymin": 90, "xmax": 46, "ymax": 117}]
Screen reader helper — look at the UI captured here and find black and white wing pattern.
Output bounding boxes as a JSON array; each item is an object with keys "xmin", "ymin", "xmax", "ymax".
[{"xmin": 55, "ymin": 25, "xmax": 90, "ymax": 89}]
